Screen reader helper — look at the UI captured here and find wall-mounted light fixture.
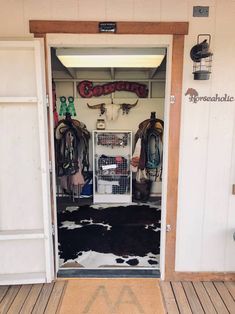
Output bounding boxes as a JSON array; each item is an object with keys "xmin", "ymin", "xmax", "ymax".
[
  {"xmin": 190, "ymin": 34, "xmax": 213, "ymax": 80},
  {"xmin": 56, "ymin": 47, "xmax": 166, "ymax": 68}
]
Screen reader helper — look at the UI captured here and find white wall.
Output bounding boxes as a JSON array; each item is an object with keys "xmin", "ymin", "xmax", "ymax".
[
  {"xmin": 54, "ymin": 80, "xmax": 165, "ymax": 129},
  {"xmin": 176, "ymin": 1, "xmax": 235, "ymax": 272},
  {"xmin": 54, "ymin": 79, "xmax": 165, "ymax": 194},
  {"xmin": 1, "ymin": 0, "xmax": 235, "ymax": 272}
]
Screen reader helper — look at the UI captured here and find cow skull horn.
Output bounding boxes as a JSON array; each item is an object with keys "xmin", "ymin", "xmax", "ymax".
[
  {"xmin": 120, "ymin": 99, "xmax": 139, "ymax": 115},
  {"xmin": 87, "ymin": 103, "xmax": 106, "ymax": 116}
]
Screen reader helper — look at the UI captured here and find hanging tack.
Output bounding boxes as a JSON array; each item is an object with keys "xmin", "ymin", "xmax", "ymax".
[{"xmin": 150, "ymin": 112, "xmax": 156, "ymax": 120}]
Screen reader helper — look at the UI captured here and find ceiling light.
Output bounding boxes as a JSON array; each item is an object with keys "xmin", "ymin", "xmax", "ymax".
[{"xmin": 56, "ymin": 48, "xmax": 166, "ymax": 68}]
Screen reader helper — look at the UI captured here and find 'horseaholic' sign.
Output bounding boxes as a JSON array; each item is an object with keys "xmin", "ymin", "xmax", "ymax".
[{"xmin": 185, "ymin": 88, "xmax": 235, "ymax": 103}]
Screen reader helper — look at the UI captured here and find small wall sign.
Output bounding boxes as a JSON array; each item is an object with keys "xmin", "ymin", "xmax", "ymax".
[
  {"xmin": 77, "ymin": 80, "xmax": 149, "ymax": 98},
  {"xmin": 99, "ymin": 22, "xmax": 116, "ymax": 33},
  {"xmin": 185, "ymin": 88, "xmax": 235, "ymax": 103}
]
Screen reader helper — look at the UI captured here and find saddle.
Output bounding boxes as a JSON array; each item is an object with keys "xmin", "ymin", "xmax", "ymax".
[{"xmin": 133, "ymin": 116, "xmax": 164, "ymax": 180}]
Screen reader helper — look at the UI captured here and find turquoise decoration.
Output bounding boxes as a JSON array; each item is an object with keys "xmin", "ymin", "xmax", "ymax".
[
  {"xmin": 59, "ymin": 96, "xmax": 67, "ymax": 116},
  {"xmin": 67, "ymin": 96, "xmax": 76, "ymax": 116},
  {"xmin": 59, "ymin": 96, "xmax": 76, "ymax": 117}
]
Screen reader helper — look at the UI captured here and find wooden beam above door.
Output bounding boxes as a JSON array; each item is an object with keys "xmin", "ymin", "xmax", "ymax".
[{"xmin": 29, "ymin": 21, "xmax": 189, "ymax": 36}]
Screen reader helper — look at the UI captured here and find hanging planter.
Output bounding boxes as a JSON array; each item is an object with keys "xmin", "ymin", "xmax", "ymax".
[{"xmin": 190, "ymin": 34, "xmax": 213, "ymax": 80}]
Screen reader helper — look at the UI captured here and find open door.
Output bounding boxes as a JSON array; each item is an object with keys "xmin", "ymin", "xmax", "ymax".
[{"xmin": 0, "ymin": 40, "xmax": 54, "ymax": 285}]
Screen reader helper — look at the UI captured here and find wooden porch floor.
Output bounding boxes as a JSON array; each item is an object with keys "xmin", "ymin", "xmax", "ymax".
[
  {"xmin": 1, "ymin": 280, "xmax": 235, "ymax": 313},
  {"xmin": 160, "ymin": 281, "xmax": 235, "ymax": 313},
  {"xmin": 0, "ymin": 281, "xmax": 67, "ymax": 313}
]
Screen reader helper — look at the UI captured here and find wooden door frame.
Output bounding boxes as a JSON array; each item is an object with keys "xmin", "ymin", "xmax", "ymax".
[{"xmin": 29, "ymin": 20, "xmax": 235, "ymax": 281}]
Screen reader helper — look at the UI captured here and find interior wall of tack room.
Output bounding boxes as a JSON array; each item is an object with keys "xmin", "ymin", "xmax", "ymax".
[
  {"xmin": 53, "ymin": 66, "xmax": 166, "ymax": 195},
  {"xmin": 1, "ymin": 0, "xmax": 235, "ymax": 275}
]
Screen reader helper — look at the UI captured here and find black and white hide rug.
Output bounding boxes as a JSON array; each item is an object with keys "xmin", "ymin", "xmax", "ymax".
[{"xmin": 57, "ymin": 203, "xmax": 161, "ymax": 268}]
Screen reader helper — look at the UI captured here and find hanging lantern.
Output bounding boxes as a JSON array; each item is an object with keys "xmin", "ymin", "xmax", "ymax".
[{"xmin": 190, "ymin": 34, "xmax": 213, "ymax": 80}]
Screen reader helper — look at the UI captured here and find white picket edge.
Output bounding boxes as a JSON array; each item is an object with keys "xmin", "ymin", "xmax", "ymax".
[{"xmin": 34, "ymin": 39, "xmax": 54, "ymax": 282}]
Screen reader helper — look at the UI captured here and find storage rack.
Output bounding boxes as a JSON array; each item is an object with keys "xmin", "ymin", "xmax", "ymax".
[{"xmin": 93, "ymin": 130, "xmax": 132, "ymax": 203}]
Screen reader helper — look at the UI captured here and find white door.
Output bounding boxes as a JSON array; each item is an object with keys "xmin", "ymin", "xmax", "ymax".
[{"xmin": 0, "ymin": 40, "xmax": 54, "ymax": 285}]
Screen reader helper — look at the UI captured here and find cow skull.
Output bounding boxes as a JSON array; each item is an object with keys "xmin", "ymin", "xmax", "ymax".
[
  {"xmin": 87, "ymin": 100, "xmax": 138, "ymax": 121},
  {"xmin": 87, "ymin": 102, "xmax": 106, "ymax": 116},
  {"xmin": 120, "ymin": 100, "xmax": 138, "ymax": 115}
]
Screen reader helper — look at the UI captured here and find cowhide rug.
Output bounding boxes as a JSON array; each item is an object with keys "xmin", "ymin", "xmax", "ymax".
[{"xmin": 57, "ymin": 202, "xmax": 161, "ymax": 268}]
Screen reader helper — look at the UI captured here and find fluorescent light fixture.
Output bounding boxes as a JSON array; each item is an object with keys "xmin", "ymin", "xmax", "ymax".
[{"xmin": 56, "ymin": 48, "xmax": 166, "ymax": 68}]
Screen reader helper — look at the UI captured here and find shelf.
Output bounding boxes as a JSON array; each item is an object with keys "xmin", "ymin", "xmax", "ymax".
[
  {"xmin": 94, "ymin": 194, "xmax": 132, "ymax": 204},
  {"xmin": 0, "ymin": 229, "xmax": 44, "ymax": 240},
  {"xmin": 96, "ymin": 173, "xmax": 130, "ymax": 177}
]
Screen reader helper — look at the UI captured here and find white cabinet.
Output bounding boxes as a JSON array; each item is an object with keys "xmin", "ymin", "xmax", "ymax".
[{"xmin": 93, "ymin": 130, "xmax": 132, "ymax": 203}]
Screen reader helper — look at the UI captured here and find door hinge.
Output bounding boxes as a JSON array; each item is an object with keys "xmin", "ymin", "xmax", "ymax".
[
  {"xmin": 49, "ymin": 160, "xmax": 52, "ymax": 173},
  {"xmin": 46, "ymin": 94, "xmax": 49, "ymax": 107},
  {"xmin": 166, "ymin": 224, "xmax": 171, "ymax": 232},
  {"xmin": 232, "ymin": 184, "xmax": 235, "ymax": 195},
  {"xmin": 52, "ymin": 224, "xmax": 55, "ymax": 236}
]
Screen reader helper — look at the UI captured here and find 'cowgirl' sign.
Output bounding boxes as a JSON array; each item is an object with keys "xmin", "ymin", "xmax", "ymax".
[{"xmin": 77, "ymin": 80, "xmax": 148, "ymax": 98}]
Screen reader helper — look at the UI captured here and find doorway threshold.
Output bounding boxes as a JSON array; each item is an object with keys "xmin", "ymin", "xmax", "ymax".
[{"xmin": 57, "ymin": 269, "xmax": 160, "ymax": 278}]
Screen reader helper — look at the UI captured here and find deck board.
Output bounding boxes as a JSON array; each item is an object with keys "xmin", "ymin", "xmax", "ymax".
[
  {"xmin": 182, "ymin": 282, "xmax": 204, "ymax": 314},
  {"xmin": 225, "ymin": 281, "xmax": 235, "ymax": 300},
  {"xmin": 171, "ymin": 282, "xmax": 192, "ymax": 313},
  {"xmin": 32, "ymin": 282, "xmax": 54, "ymax": 314},
  {"xmin": 161, "ymin": 281, "xmax": 235, "ymax": 314},
  {"xmin": 160, "ymin": 281, "xmax": 179, "ymax": 313},
  {"xmin": 203, "ymin": 282, "xmax": 229, "ymax": 313},
  {"xmin": 20, "ymin": 284, "xmax": 43, "ymax": 313},
  {"xmin": 0, "ymin": 286, "xmax": 9, "ymax": 303},
  {"xmin": 214, "ymin": 281, "xmax": 235, "ymax": 313},
  {"xmin": 192, "ymin": 281, "xmax": 216, "ymax": 313},
  {"xmin": 44, "ymin": 281, "xmax": 66, "ymax": 314},
  {"xmin": 7, "ymin": 284, "xmax": 32, "ymax": 314},
  {"xmin": 0, "ymin": 285, "xmax": 20, "ymax": 313}
]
